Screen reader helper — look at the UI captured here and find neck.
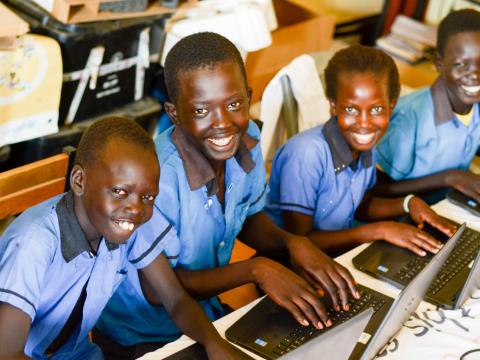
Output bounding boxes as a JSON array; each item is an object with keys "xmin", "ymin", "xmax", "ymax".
[
  {"xmin": 447, "ymin": 88, "xmax": 473, "ymax": 115},
  {"xmin": 73, "ymin": 195, "xmax": 101, "ymax": 250}
]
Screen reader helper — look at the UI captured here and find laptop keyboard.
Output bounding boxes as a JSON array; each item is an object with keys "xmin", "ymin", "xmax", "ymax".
[
  {"xmin": 271, "ymin": 288, "xmax": 386, "ymax": 357},
  {"xmin": 393, "ymin": 228, "xmax": 480, "ymax": 295}
]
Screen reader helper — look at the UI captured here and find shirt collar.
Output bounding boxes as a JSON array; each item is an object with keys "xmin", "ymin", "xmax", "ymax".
[
  {"xmin": 56, "ymin": 191, "xmax": 119, "ymax": 263},
  {"xmin": 172, "ymin": 126, "xmax": 258, "ymax": 196},
  {"xmin": 431, "ymin": 77, "xmax": 456, "ymax": 125},
  {"xmin": 322, "ymin": 117, "xmax": 373, "ymax": 174}
]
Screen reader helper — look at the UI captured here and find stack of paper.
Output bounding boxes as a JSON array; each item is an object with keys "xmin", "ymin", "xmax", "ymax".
[{"xmin": 376, "ymin": 15, "xmax": 436, "ymax": 64}]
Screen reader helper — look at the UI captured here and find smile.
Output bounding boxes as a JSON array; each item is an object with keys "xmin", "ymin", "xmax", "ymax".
[
  {"xmin": 207, "ymin": 135, "xmax": 234, "ymax": 147},
  {"xmin": 114, "ymin": 220, "xmax": 135, "ymax": 231},
  {"xmin": 461, "ymin": 85, "xmax": 480, "ymax": 96},
  {"xmin": 352, "ymin": 132, "xmax": 376, "ymax": 145}
]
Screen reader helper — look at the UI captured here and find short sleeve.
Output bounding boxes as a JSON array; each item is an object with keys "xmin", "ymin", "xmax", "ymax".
[
  {"xmin": 273, "ymin": 141, "xmax": 324, "ymax": 216},
  {"xmin": 376, "ymin": 106, "xmax": 417, "ymax": 180},
  {"xmin": 246, "ymin": 123, "xmax": 269, "ymax": 216},
  {"xmin": 0, "ymin": 227, "xmax": 54, "ymax": 320},
  {"xmin": 127, "ymin": 160, "xmax": 183, "ymax": 269},
  {"xmin": 127, "ymin": 207, "xmax": 179, "ymax": 269}
]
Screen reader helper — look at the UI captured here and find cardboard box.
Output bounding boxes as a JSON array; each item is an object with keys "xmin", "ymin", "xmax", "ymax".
[{"xmin": 246, "ymin": 0, "xmax": 335, "ymax": 103}]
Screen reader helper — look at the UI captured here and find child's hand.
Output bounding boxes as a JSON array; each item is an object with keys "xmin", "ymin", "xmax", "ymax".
[
  {"xmin": 204, "ymin": 339, "xmax": 249, "ymax": 360},
  {"xmin": 447, "ymin": 170, "xmax": 480, "ymax": 203},
  {"xmin": 253, "ymin": 257, "xmax": 331, "ymax": 329},
  {"xmin": 285, "ymin": 237, "xmax": 360, "ymax": 312},
  {"xmin": 379, "ymin": 221, "xmax": 443, "ymax": 256},
  {"xmin": 408, "ymin": 196, "xmax": 457, "ymax": 237}
]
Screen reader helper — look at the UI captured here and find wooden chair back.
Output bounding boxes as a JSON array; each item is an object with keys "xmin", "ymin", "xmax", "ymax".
[{"xmin": 0, "ymin": 148, "xmax": 74, "ymax": 219}]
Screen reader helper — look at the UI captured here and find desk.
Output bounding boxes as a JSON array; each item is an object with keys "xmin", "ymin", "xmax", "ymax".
[{"xmin": 139, "ymin": 200, "xmax": 480, "ymax": 360}]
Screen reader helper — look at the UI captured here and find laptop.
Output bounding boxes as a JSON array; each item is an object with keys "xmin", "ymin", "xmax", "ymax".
[
  {"xmin": 446, "ymin": 190, "xmax": 480, "ymax": 217},
  {"xmin": 163, "ymin": 342, "xmax": 255, "ymax": 360},
  {"xmin": 226, "ymin": 224, "xmax": 465, "ymax": 360},
  {"xmin": 163, "ymin": 309, "xmax": 373, "ymax": 360},
  {"xmin": 353, "ymin": 216, "xmax": 480, "ymax": 309}
]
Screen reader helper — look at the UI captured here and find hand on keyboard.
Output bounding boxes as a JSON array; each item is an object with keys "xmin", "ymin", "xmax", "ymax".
[
  {"xmin": 286, "ymin": 236, "xmax": 360, "ymax": 312},
  {"xmin": 253, "ymin": 257, "xmax": 331, "ymax": 329},
  {"xmin": 379, "ymin": 221, "xmax": 443, "ymax": 256},
  {"xmin": 408, "ymin": 196, "xmax": 457, "ymax": 237}
]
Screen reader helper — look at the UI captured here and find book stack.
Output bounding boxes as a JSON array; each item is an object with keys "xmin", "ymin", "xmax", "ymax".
[{"xmin": 376, "ymin": 15, "xmax": 437, "ymax": 64}]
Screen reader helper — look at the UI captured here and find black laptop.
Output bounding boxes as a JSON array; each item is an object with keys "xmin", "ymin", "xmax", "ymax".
[
  {"xmin": 226, "ymin": 224, "xmax": 465, "ymax": 360},
  {"xmin": 353, "ymin": 217, "xmax": 480, "ymax": 309}
]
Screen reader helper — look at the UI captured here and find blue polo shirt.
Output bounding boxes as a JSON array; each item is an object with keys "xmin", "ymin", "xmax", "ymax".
[
  {"xmin": 266, "ymin": 117, "xmax": 376, "ymax": 230},
  {"xmin": 377, "ymin": 77, "xmax": 480, "ymax": 180},
  {"xmin": 96, "ymin": 120, "xmax": 268, "ymax": 345},
  {"xmin": 0, "ymin": 192, "xmax": 168, "ymax": 359}
]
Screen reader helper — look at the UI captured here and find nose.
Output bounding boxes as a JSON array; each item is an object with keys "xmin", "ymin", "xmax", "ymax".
[
  {"xmin": 211, "ymin": 107, "xmax": 229, "ymax": 129},
  {"xmin": 358, "ymin": 110, "xmax": 371, "ymax": 127},
  {"xmin": 124, "ymin": 196, "xmax": 145, "ymax": 218}
]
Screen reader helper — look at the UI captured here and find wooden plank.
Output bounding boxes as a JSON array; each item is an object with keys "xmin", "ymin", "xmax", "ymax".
[
  {"xmin": 0, "ymin": 153, "xmax": 68, "ymax": 197},
  {"xmin": 0, "ymin": 178, "xmax": 66, "ymax": 218},
  {"xmin": 0, "ymin": 3, "xmax": 29, "ymax": 38}
]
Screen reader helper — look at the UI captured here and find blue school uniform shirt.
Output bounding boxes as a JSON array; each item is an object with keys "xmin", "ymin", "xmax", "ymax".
[
  {"xmin": 265, "ymin": 117, "xmax": 376, "ymax": 230},
  {"xmin": 96, "ymin": 120, "xmax": 268, "ymax": 345},
  {"xmin": 0, "ymin": 192, "xmax": 168, "ymax": 359},
  {"xmin": 377, "ymin": 77, "xmax": 480, "ymax": 180}
]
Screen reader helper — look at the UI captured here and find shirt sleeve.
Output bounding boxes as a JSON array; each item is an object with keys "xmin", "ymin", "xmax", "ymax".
[
  {"xmin": 247, "ymin": 123, "xmax": 269, "ymax": 216},
  {"xmin": 376, "ymin": 106, "xmax": 417, "ymax": 180},
  {"xmin": 127, "ymin": 163, "xmax": 182, "ymax": 269},
  {"xmin": 0, "ymin": 226, "xmax": 54, "ymax": 321},
  {"xmin": 274, "ymin": 140, "xmax": 325, "ymax": 216}
]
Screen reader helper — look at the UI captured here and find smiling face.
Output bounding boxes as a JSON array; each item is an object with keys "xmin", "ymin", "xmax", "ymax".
[
  {"xmin": 436, "ymin": 31, "xmax": 480, "ymax": 114},
  {"xmin": 330, "ymin": 72, "xmax": 395, "ymax": 152},
  {"xmin": 72, "ymin": 138, "xmax": 160, "ymax": 244},
  {"xmin": 164, "ymin": 61, "xmax": 250, "ymax": 165}
]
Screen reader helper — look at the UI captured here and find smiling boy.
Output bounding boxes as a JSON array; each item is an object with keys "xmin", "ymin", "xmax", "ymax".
[
  {"xmin": 0, "ymin": 117, "xmax": 241, "ymax": 359},
  {"xmin": 94, "ymin": 32, "xmax": 361, "ymax": 359},
  {"xmin": 265, "ymin": 45, "xmax": 455, "ymax": 257},
  {"xmin": 375, "ymin": 9, "xmax": 480, "ymax": 202}
]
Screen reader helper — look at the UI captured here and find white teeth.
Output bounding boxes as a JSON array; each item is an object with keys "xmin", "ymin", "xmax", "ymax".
[
  {"xmin": 208, "ymin": 135, "xmax": 234, "ymax": 147},
  {"xmin": 462, "ymin": 85, "xmax": 480, "ymax": 95},
  {"xmin": 352, "ymin": 133, "xmax": 375, "ymax": 145},
  {"xmin": 117, "ymin": 221, "xmax": 134, "ymax": 231}
]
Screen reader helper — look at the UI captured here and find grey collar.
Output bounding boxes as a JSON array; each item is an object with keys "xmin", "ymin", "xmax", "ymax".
[{"xmin": 56, "ymin": 192, "xmax": 118, "ymax": 262}]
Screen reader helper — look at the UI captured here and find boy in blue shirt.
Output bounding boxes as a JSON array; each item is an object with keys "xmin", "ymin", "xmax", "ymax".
[
  {"xmin": 266, "ymin": 45, "xmax": 455, "ymax": 257},
  {"xmin": 375, "ymin": 9, "xmax": 480, "ymax": 202},
  {"xmin": 0, "ymin": 117, "xmax": 242, "ymax": 360},
  {"xmin": 94, "ymin": 32, "xmax": 360, "ymax": 358}
]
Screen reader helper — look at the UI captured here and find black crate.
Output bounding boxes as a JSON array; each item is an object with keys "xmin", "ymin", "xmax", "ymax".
[{"xmin": 4, "ymin": 0, "xmax": 167, "ymax": 125}]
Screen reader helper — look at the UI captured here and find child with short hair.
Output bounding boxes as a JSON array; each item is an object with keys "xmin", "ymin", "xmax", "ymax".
[
  {"xmin": 265, "ymin": 45, "xmax": 456, "ymax": 257},
  {"xmin": 94, "ymin": 32, "xmax": 359, "ymax": 358},
  {"xmin": 375, "ymin": 9, "xmax": 480, "ymax": 202},
  {"xmin": 0, "ymin": 117, "xmax": 242, "ymax": 359}
]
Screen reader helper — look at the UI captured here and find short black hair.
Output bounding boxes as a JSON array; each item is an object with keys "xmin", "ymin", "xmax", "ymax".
[
  {"xmin": 437, "ymin": 9, "xmax": 480, "ymax": 56},
  {"xmin": 164, "ymin": 32, "xmax": 247, "ymax": 102},
  {"xmin": 324, "ymin": 45, "xmax": 400, "ymax": 102},
  {"xmin": 75, "ymin": 116, "xmax": 156, "ymax": 169}
]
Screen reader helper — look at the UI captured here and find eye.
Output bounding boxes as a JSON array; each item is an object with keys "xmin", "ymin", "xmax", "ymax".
[
  {"xmin": 142, "ymin": 194, "xmax": 156, "ymax": 202},
  {"xmin": 227, "ymin": 101, "xmax": 241, "ymax": 111},
  {"xmin": 371, "ymin": 106, "xmax": 384, "ymax": 115},
  {"xmin": 345, "ymin": 106, "xmax": 358, "ymax": 115},
  {"xmin": 454, "ymin": 61, "xmax": 467, "ymax": 69},
  {"xmin": 112, "ymin": 188, "xmax": 127, "ymax": 198},
  {"xmin": 194, "ymin": 108, "xmax": 208, "ymax": 117}
]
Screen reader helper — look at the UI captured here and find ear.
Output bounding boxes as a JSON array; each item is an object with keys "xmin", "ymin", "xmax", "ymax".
[
  {"xmin": 328, "ymin": 98, "xmax": 337, "ymax": 116},
  {"xmin": 247, "ymin": 87, "xmax": 253, "ymax": 106},
  {"xmin": 389, "ymin": 99, "xmax": 398, "ymax": 112},
  {"xmin": 164, "ymin": 101, "xmax": 180, "ymax": 126},
  {"xmin": 70, "ymin": 164, "xmax": 86, "ymax": 196},
  {"xmin": 433, "ymin": 52, "xmax": 442, "ymax": 73}
]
